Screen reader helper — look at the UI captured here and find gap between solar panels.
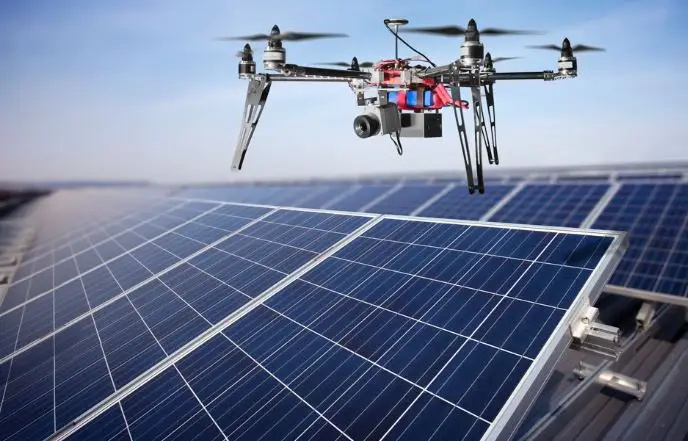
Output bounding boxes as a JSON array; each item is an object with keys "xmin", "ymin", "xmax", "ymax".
[{"xmin": 44, "ymin": 206, "xmax": 627, "ymax": 441}]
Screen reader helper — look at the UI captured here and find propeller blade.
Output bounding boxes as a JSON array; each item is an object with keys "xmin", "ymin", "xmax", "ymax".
[
  {"xmin": 314, "ymin": 61, "xmax": 375, "ymax": 67},
  {"xmin": 527, "ymin": 42, "xmax": 606, "ymax": 53},
  {"xmin": 479, "ymin": 27, "xmax": 544, "ymax": 36},
  {"xmin": 218, "ymin": 31, "xmax": 348, "ymax": 42},
  {"xmin": 492, "ymin": 56, "xmax": 521, "ymax": 63},
  {"xmin": 572, "ymin": 44, "xmax": 606, "ymax": 52},
  {"xmin": 403, "ymin": 25, "xmax": 467, "ymax": 36},
  {"xmin": 526, "ymin": 44, "xmax": 562, "ymax": 51},
  {"xmin": 403, "ymin": 24, "xmax": 542, "ymax": 37}
]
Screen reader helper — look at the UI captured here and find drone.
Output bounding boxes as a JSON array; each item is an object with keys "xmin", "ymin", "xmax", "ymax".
[{"xmin": 222, "ymin": 18, "xmax": 605, "ymax": 193}]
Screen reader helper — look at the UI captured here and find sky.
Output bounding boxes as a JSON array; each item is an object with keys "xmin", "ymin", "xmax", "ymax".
[{"xmin": 1, "ymin": 0, "xmax": 687, "ymax": 184}]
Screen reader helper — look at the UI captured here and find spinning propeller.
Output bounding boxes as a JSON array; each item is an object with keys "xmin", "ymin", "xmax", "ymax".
[
  {"xmin": 315, "ymin": 58, "xmax": 375, "ymax": 68},
  {"xmin": 402, "ymin": 19, "xmax": 544, "ymax": 37},
  {"xmin": 527, "ymin": 38, "xmax": 606, "ymax": 55},
  {"xmin": 218, "ymin": 25, "xmax": 348, "ymax": 42},
  {"xmin": 234, "ymin": 43, "xmax": 253, "ymax": 60}
]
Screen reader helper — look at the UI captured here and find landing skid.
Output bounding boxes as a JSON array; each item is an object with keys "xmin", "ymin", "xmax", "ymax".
[{"xmin": 232, "ymin": 75, "xmax": 272, "ymax": 170}]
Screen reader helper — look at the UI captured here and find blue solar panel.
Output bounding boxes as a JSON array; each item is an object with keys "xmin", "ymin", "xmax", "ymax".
[
  {"xmin": 488, "ymin": 184, "xmax": 610, "ymax": 228},
  {"xmin": 593, "ymin": 183, "xmax": 688, "ymax": 296},
  {"xmin": 616, "ymin": 172, "xmax": 684, "ymax": 181},
  {"xmin": 325, "ymin": 185, "xmax": 395, "ymax": 212},
  {"xmin": 0, "ymin": 208, "xmax": 375, "ymax": 440},
  {"xmin": 365, "ymin": 184, "xmax": 447, "ymax": 215},
  {"xmin": 55, "ymin": 215, "xmax": 623, "ymax": 441},
  {"xmin": 0, "ymin": 204, "xmax": 277, "ymax": 361},
  {"xmin": 297, "ymin": 185, "xmax": 354, "ymax": 209},
  {"xmin": 418, "ymin": 184, "xmax": 515, "ymax": 220}
]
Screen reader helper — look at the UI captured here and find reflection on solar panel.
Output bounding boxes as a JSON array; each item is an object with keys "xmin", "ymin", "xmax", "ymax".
[
  {"xmin": 487, "ymin": 184, "xmax": 610, "ymax": 228},
  {"xmin": 0, "ymin": 199, "xmax": 624, "ymax": 441}
]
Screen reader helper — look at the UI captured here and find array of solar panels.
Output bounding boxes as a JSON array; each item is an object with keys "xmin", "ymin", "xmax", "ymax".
[
  {"xmin": 0, "ymin": 187, "xmax": 623, "ymax": 441},
  {"xmin": 178, "ymin": 170, "xmax": 688, "ymax": 298}
]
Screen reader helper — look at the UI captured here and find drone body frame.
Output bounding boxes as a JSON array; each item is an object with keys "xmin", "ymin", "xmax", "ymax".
[{"xmin": 229, "ymin": 19, "xmax": 595, "ymax": 194}]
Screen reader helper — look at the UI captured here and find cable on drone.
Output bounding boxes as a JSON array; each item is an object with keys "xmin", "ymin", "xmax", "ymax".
[{"xmin": 384, "ymin": 23, "xmax": 437, "ymax": 67}]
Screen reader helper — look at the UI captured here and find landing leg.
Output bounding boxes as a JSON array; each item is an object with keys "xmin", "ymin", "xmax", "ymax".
[
  {"xmin": 449, "ymin": 85, "xmax": 475, "ymax": 194},
  {"xmin": 469, "ymin": 72, "xmax": 486, "ymax": 193},
  {"xmin": 232, "ymin": 75, "xmax": 272, "ymax": 170},
  {"xmin": 483, "ymin": 83, "xmax": 498, "ymax": 164}
]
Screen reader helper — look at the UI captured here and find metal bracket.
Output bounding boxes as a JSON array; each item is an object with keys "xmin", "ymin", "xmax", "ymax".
[
  {"xmin": 573, "ymin": 361, "xmax": 647, "ymax": 400},
  {"xmin": 231, "ymin": 75, "xmax": 272, "ymax": 171},
  {"xmin": 636, "ymin": 301, "xmax": 656, "ymax": 331},
  {"xmin": 0, "ymin": 254, "xmax": 18, "ymax": 268},
  {"xmin": 570, "ymin": 305, "xmax": 621, "ymax": 358}
]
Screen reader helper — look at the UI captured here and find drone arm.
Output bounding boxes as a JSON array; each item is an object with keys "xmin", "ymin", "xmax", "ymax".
[
  {"xmin": 232, "ymin": 76, "xmax": 272, "ymax": 171},
  {"xmin": 280, "ymin": 64, "xmax": 372, "ymax": 80},
  {"xmin": 486, "ymin": 70, "xmax": 557, "ymax": 81}
]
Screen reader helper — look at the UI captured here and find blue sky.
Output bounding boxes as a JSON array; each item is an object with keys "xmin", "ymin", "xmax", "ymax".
[{"xmin": 1, "ymin": 0, "xmax": 687, "ymax": 183}]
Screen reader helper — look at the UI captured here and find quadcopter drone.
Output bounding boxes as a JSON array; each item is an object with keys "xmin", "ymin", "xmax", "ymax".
[{"xmin": 222, "ymin": 18, "xmax": 604, "ymax": 193}]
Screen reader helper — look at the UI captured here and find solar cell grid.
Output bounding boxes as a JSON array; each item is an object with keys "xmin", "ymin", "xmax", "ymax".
[
  {"xmin": 58, "ymin": 214, "xmax": 623, "ymax": 441},
  {"xmin": 593, "ymin": 183, "xmax": 688, "ymax": 296},
  {"xmin": 417, "ymin": 184, "xmax": 515, "ymax": 220},
  {"xmin": 325, "ymin": 185, "xmax": 395, "ymax": 212},
  {"xmin": 365, "ymin": 184, "xmax": 447, "ymax": 215},
  {"xmin": 0, "ymin": 204, "xmax": 283, "ymax": 362},
  {"xmin": 0, "ymin": 208, "xmax": 381, "ymax": 440},
  {"xmin": 6, "ymin": 199, "xmax": 186, "ymax": 287},
  {"xmin": 487, "ymin": 183, "xmax": 610, "ymax": 228},
  {"xmin": 297, "ymin": 185, "xmax": 356, "ymax": 209}
]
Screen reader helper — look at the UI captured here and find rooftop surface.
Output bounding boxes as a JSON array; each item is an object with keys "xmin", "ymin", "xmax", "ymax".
[{"xmin": 0, "ymin": 163, "xmax": 686, "ymax": 441}]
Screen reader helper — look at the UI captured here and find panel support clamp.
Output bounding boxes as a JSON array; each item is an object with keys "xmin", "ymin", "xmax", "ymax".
[{"xmin": 573, "ymin": 361, "xmax": 647, "ymax": 401}]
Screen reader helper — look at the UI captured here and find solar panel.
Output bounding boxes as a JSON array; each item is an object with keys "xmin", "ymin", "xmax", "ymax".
[
  {"xmin": 616, "ymin": 172, "xmax": 684, "ymax": 181},
  {"xmin": 487, "ymin": 183, "xmax": 610, "ymax": 228},
  {"xmin": 324, "ymin": 185, "xmax": 396, "ymax": 212},
  {"xmin": 29, "ymin": 211, "xmax": 624, "ymax": 441},
  {"xmin": 593, "ymin": 183, "xmax": 688, "ymax": 296},
  {"xmin": 0, "ymin": 207, "xmax": 378, "ymax": 441},
  {"xmin": 365, "ymin": 184, "xmax": 448, "ymax": 215},
  {"xmin": 417, "ymin": 184, "xmax": 515, "ymax": 220},
  {"xmin": 0, "ymin": 203, "xmax": 278, "ymax": 360}
]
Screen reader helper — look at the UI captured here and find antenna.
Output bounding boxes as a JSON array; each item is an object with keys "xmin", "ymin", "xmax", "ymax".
[{"xmin": 384, "ymin": 19, "xmax": 409, "ymax": 59}]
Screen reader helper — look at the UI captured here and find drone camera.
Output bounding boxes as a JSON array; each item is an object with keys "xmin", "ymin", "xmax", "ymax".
[
  {"xmin": 353, "ymin": 114, "xmax": 380, "ymax": 138},
  {"xmin": 354, "ymin": 104, "xmax": 401, "ymax": 139}
]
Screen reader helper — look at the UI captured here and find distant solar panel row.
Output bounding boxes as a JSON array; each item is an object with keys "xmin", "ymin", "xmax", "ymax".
[
  {"xmin": 10, "ymin": 213, "xmax": 620, "ymax": 441},
  {"xmin": 11, "ymin": 197, "xmax": 182, "ymax": 280}
]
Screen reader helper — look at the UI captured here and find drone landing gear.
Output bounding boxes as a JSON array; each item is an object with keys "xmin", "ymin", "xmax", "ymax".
[
  {"xmin": 390, "ymin": 131, "xmax": 403, "ymax": 155},
  {"xmin": 450, "ymin": 73, "xmax": 501, "ymax": 194},
  {"xmin": 450, "ymin": 85, "xmax": 478, "ymax": 193},
  {"xmin": 232, "ymin": 76, "xmax": 272, "ymax": 170}
]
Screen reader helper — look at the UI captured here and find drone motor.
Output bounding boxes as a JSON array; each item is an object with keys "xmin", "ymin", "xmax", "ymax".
[
  {"xmin": 263, "ymin": 25, "xmax": 287, "ymax": 70},
  {"xmin": 459, "ymin": 19, "xmax": 485, "ymax": 68},
  {"xmin": 237, "ymin": 44, "xmax": 257, "ymax": 77}
]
